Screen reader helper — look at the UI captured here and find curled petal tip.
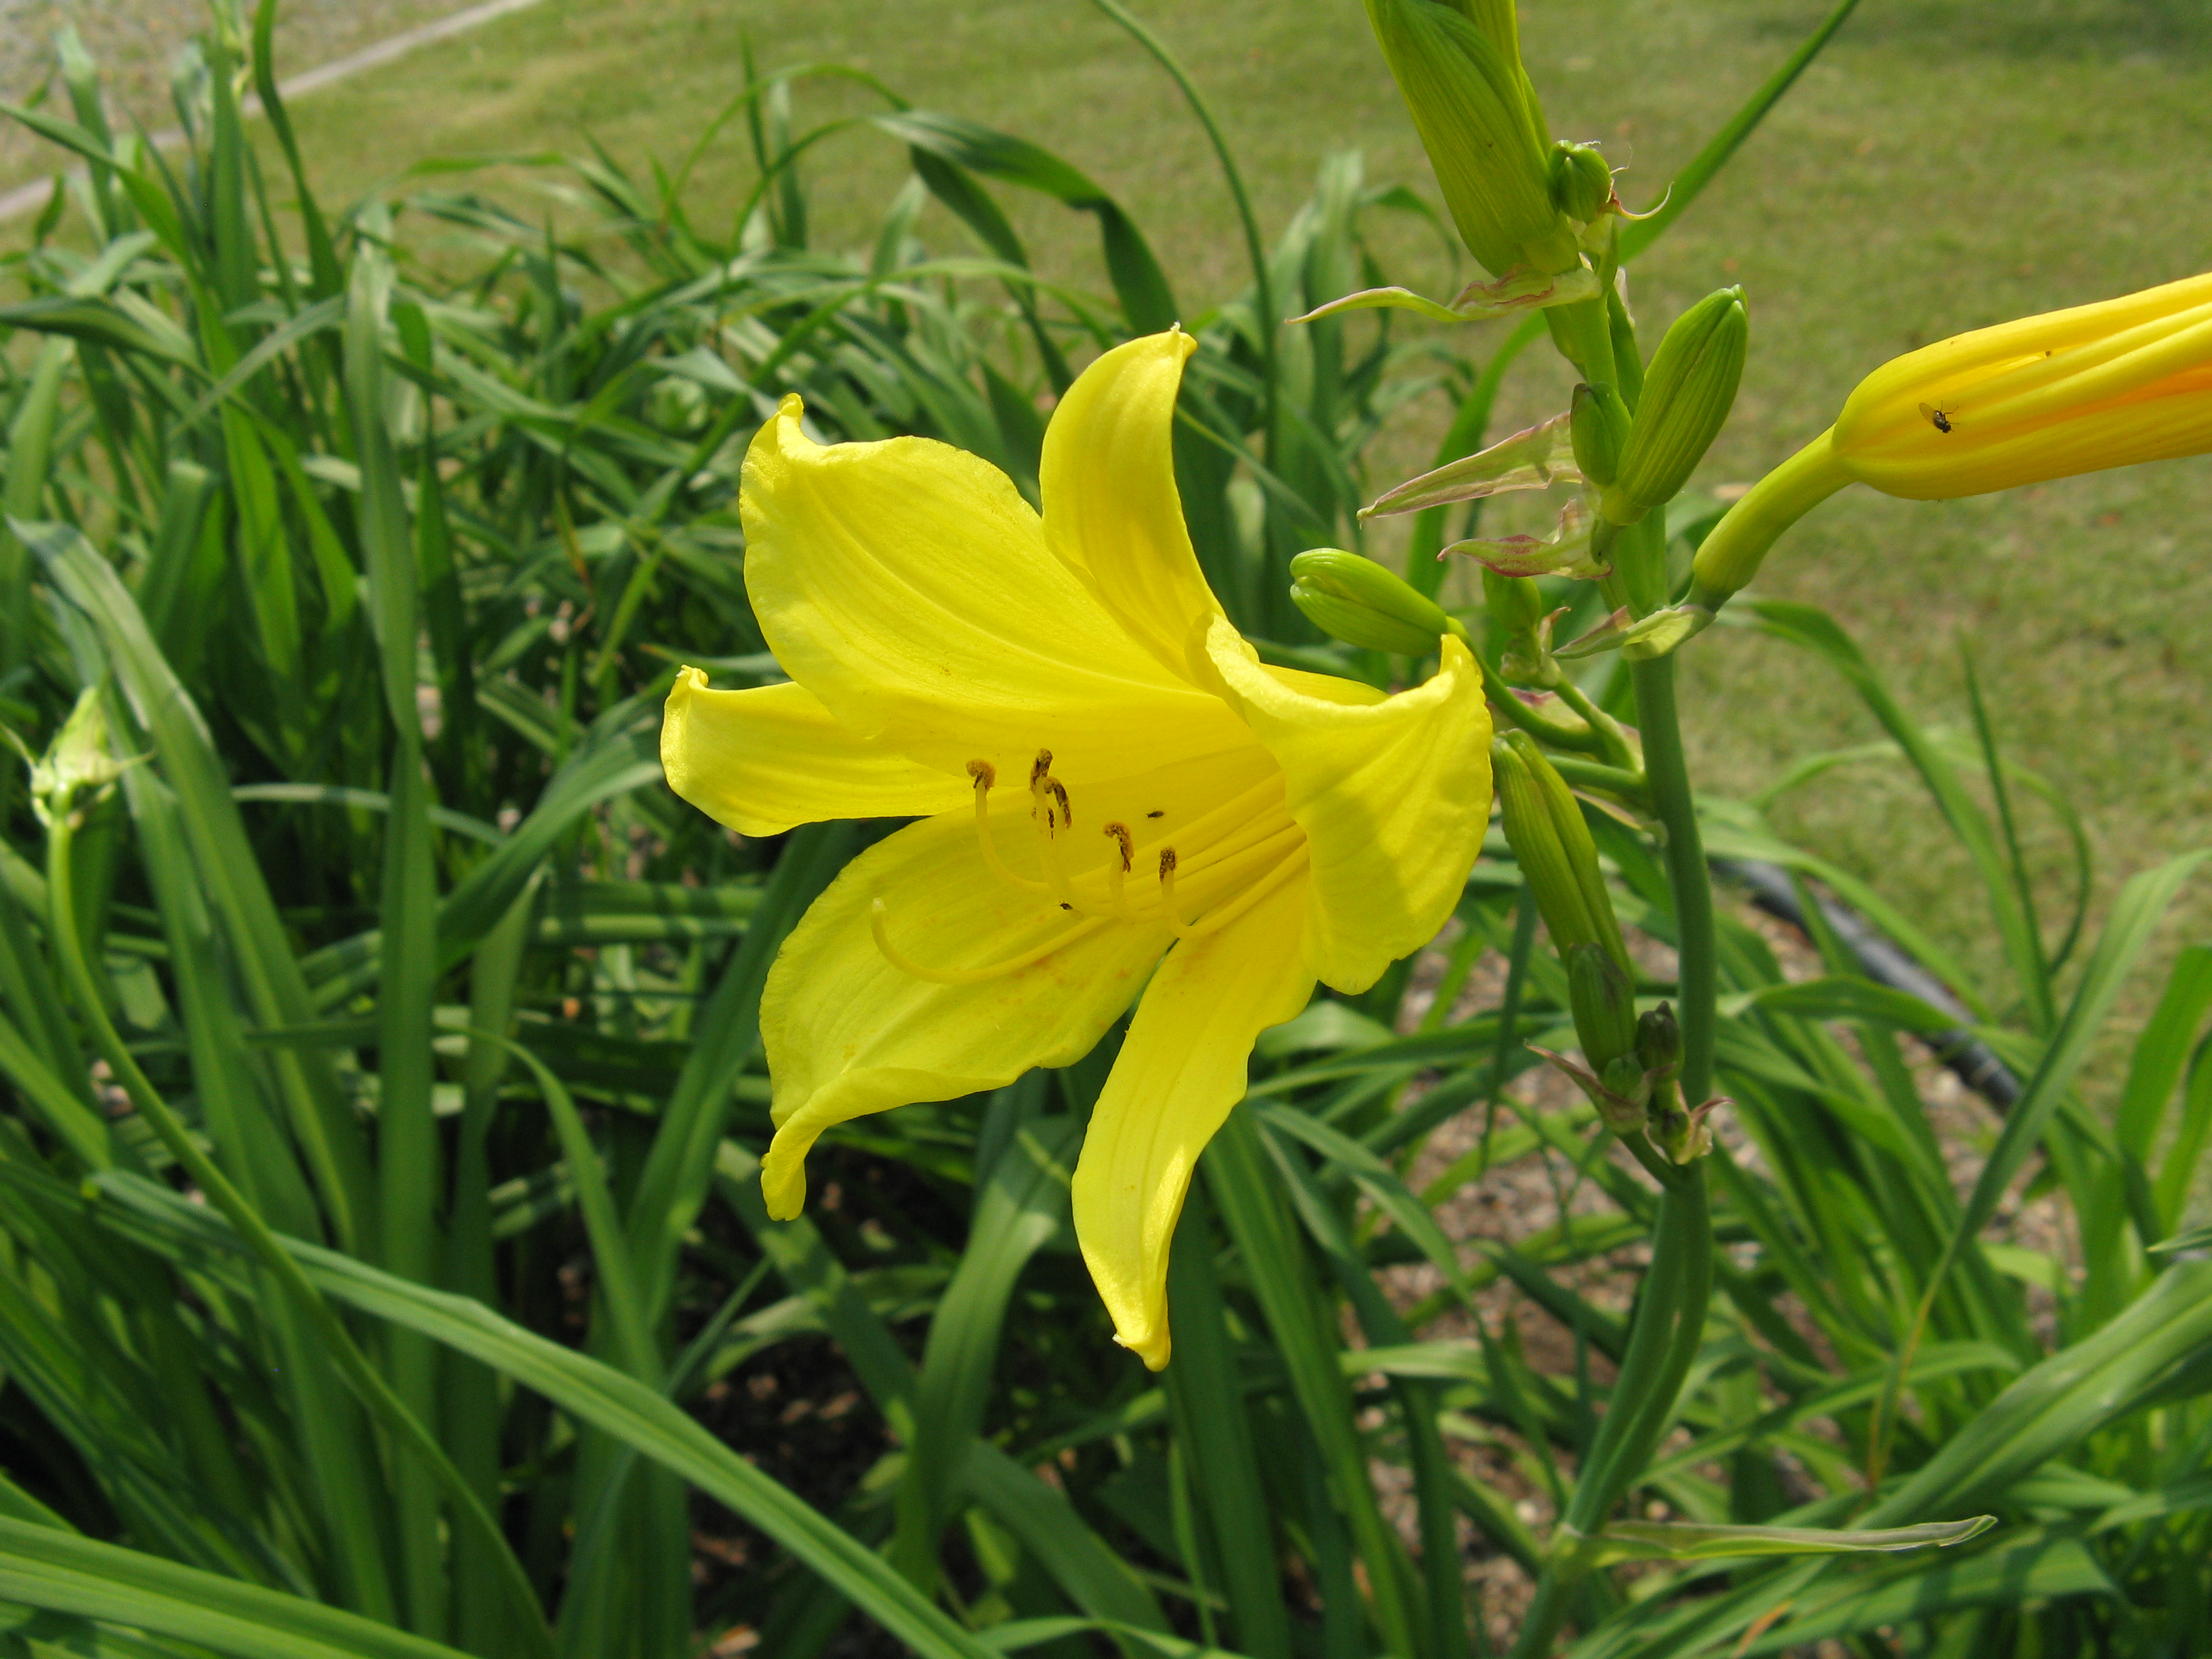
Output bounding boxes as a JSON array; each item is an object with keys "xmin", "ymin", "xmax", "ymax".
[
  {"xmin": 760, "ymin": 1162, "xmax": 806, "ymax": 1222},
  {"xmin": 1113, "ymin": 1328, "xmax": 1172, "ymax": 1371}
]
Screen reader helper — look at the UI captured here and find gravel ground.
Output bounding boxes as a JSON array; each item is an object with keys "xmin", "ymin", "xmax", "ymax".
[{"xmin": 1, "ymin": 0, "xmax": 475, "ymax": 186}]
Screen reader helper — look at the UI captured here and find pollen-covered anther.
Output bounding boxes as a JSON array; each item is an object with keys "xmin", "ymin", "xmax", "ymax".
[
  {"xmin": 1157, "ymin": 847, "xmax": 1191, "ymax": 935},
  {"xmin": 966, "ymin": 758, "xmax": 997, "ymax": 790},
  {"xmin": 869, "ymin": 896, "xmax": 1098, "ymax": 985},
  {"xmin": 1049, "ymin": 779, "xmax": 1073, "ymax": 832},
  {"xmin": 1101, "ymin": 822, "xmax": 1137, "ymax": 920},
  {"xmin": 1028, "ymin": 771, "xmax": 1080, "ymax": 909}
]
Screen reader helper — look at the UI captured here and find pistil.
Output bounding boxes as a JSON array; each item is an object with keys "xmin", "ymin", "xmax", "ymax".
[{"xmin": 869, "ymin": 897, "xmax": 1102, "ymax": 985}]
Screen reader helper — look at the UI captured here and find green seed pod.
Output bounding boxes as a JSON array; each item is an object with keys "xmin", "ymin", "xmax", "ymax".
[
  {"xmin": 1570, "ymin": 382, "xmax": 1629, "ymax": 488},
  {"xmin": 1547, "ymin": 140, "xmax": 1614, "ymax": 224},
  {"xmin": 1361, "ymin": 0, "xmax": 1576, "ymax": 276},
  {"xmin": 1481, "ymin": 565, "xmax": 1548, "ymax": 634},
  {"xmin": 1608, "ymin": 287, "xmax": 1748, "ymax": 520},
  {"xmin": 1290, "ymin": 548, "xmax": 1457, "ymax": 654},
  {"xmin": 1567, "ymin": 941, "xmax": 1639, "ymax": 1074}
]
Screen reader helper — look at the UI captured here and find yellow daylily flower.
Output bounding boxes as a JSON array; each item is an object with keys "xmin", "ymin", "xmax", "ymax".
[
  {"xmin": 1690, "ymin": 270, "xmax": 2212, "ymax": 609},
  {"xmin": 661, "ymin": 331, "xmax": 1492, "ymax": 1368}
]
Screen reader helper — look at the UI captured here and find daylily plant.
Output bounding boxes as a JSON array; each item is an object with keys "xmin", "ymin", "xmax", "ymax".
[{"xmin": 661, "ymin": 331, "xmax": 1492, "ymax": 1366}]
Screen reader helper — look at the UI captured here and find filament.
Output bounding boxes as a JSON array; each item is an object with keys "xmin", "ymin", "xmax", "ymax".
[
  {"xmin": 869, "ymin": 897, "xmax": 1101, "ymax": 985},
  {"xmin": 968, "ymin": 761, "xmax": 1046, "ymax": 895}
]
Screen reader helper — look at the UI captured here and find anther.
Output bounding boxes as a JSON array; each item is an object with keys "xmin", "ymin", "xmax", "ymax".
[
  {"xmin": 1049, "ymin": 779, "xmax": 1072, "ymax": 831},
  {"xmin": 1158, "ymin": 847, "xmax": 1193, "ymax": 936},
  {"xmin": 1103, "ymin": 823, "xmax": 1137, "ymax": 920},
  {"xmin": 1029, "ymin": 770, "xmax": 1079, "ymax": 909},
  {"xmin": 966, "ymin": 758, "xmax": 997, "ymax": 789}
]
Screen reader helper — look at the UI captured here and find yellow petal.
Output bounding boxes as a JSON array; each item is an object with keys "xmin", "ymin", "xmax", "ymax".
[
  {"xmin": 758, "ymin": 810, "xmax": 1173, "ymax": 1218},
  {"xmin": 661, "ymin": 668, "xmax": 969, "ymax": 836},
  {"xmin": 1071, "ymin": 874, "xmax": 1313, "ymax": 1369},
  {"xmin": 1204, "ymin": 620, "xmax": 1492, "ymax": 992},
  {"xmin": 741, "ymin": 397, "xmax": 1244, "ymax": 783},
  {"xmin": 1041, "ymin": 331, "xmax": 1226, "ymax": 678}
]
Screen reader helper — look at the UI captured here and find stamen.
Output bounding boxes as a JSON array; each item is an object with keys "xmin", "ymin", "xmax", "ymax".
[
  {"xmin": 869, "ymin": 897, "xmax": 1099, "ymax": 985},
  {"xmin": 1102, "ymin": 823, "xmax": 1136, "ymax": 920},
  {"xmin": 970, "ymin": 761, "xmax": 1046, "ymax": 894},
  {"xmin": 1158, "ymin": 848, "xmax": 1188, "ymax": 934},
  {"xmin": 1029, "ymin": 765, "xmax": 1082, "ymax": 911}
]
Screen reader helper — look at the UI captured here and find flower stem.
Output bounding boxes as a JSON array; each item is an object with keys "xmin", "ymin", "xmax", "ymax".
[{"xmin": 1508, "ymin": 651, "xmax": 1719, "ymax": 1657}]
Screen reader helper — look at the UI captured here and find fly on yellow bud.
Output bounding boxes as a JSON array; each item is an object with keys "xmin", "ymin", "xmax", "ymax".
[
  {"xmin": 1361, "ymin": 0, "xmax": 1580, "ymax": 277},
  {"xmin": 1834, "ymin": 269, "xmax": 2212, "ymax": 499},
  {"xmin": 1606, "ymin": 287, "xmax": 1748, "ymax": 523},
  {"xmin": 1290, "ymin": 548, "xmax": 1464, "ymax": 655},
  {"xmin": 1689, "ymin": 270, "xmax": 2212, "ymax": 616}
]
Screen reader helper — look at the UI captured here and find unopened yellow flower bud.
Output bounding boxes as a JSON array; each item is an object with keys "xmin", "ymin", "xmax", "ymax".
[
  {"xmin": 1607, "ymin": 287, "xmax": 1747, "ymax": 523},
  {"xmin": 1692, "ymin": 271, "xmax": 2212, "ymax": 613},
  {"xmin": 1290, "ymin": 548, "xmax": 1460, "ymax": 655},
  {"xmin": 1362, "ymin": 0, "xmax": 1578, "ymax": 276},
  {"xmin": 1832, "ymin": 269, "xmax": 2212, "ymax": 499}
]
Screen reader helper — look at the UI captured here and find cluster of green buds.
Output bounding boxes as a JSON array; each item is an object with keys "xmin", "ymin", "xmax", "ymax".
[
  {"xmin": 1491, "ymin": 729, "xmax": 1714, "ymax": 1158},
  {"xmin": 1288, "ymin": 548, "xmax": 1469, "ymax": 655},
  {"xmin": 1361, "ymin": 0, "xmax": 1583, "ymax": 277},
  {"xmin": 3, "ymin": 685, "xmax": 140, "ymax": 831},
  {"xmin": 1483, "ymin": 567, "xmax": 1559, "ymax": 686}
]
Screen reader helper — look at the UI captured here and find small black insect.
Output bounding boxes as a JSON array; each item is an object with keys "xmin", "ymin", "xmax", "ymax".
[
  {"xmin": 1919, "ymin": 401, "xmax": 1957, "ymax": 434},
  {"xmin": 1146, "ymin": 809, "xmax": 1166, "ymax": 819}
]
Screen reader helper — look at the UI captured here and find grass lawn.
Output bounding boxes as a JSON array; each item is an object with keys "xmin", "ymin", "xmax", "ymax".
[{"xmin": 20, "ymin": 0, "xmax": 2212, "ymax": 1011}]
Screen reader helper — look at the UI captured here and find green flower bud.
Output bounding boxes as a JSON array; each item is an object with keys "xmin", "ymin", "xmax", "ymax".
[
  {"xmin": 1607, "ymin": 287, "xmax": 1748, "ymax": 521},
  {"xmin": 9, "ymin": 684, "xmax": 142, "ymax": 829},
  {"xmin": 1635, "ymin": 1002, "xmax": 1681, "ymax": 1080},
  {"xmin": 1290, "ymin": 548, "xmax": 1459, "ymax": 655},
  {"xmin": 1570, "ymin": 382, "xmax": 1629, "ymax": 488},
  {"xmin": 1597, "ymin": 1056, "xmax": 1653, "ymax": 1131},
  {"xmin": 1567, "ymin": 941, "xmax": 1639, "ymax": 1074},
  {"xmin": 1492, "ymin": 731, "xmax": 1631, "ymax": 974},
  {"xmin": 1481, "ymin": 566, "xmax": 1547, "ymax": 634},
  {"xmin": 1547, "ymin": 140, "xmax": 1613, "ymax": 225},
  {"xmin": 1361, "ymin": 0, "xmax": 1578, "ymax": 276},
  {"xmin": 1492, "ymin": 735, "xmax": 1597, "ymax": 953}
]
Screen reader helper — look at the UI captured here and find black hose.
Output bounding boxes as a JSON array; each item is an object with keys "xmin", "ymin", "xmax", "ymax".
[{"xmin": 1717, "ymin": 859, "xmax": 2022, "ymax": 1112}]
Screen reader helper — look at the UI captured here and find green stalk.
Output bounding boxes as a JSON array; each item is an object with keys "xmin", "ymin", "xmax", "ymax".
[
  {"xmin": 1630, "ymin": 654, "xmax": 1716, "ymax": 1108},
  {"xmin": 1508, "ymin": 613, "xmax": 1719, "ymax": 1657},
  {"xmin": 43, "ymin": 812, "xmax": 556, "ymax": 1659}
]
